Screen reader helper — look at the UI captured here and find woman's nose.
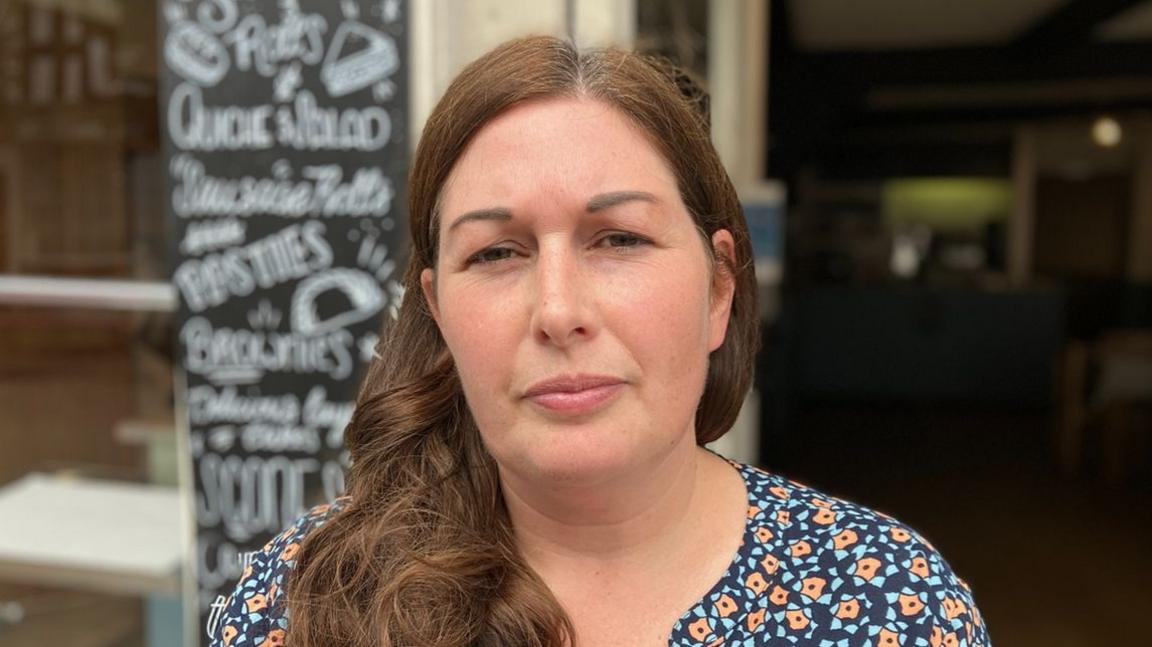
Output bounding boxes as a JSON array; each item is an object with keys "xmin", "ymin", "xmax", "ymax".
[{"xmin": 530, "ymin": 246, "xmax": 592, "ymax": 347}]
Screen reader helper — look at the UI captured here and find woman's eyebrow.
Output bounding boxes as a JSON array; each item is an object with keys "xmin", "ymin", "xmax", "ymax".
[
  {"xmin": 586, "ymin": 190, "xmax": 657, "ymax": 212},
  {"xmin": 446, "ymin": 191, "xmax": 656, "ymax": 233},
  {"xmin": 447, "ymin": 206, "xmax": 513, "ymax": 232}
]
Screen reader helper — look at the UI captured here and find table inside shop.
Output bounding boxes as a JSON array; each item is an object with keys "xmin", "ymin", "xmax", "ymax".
[{"xmin": 0, "ymin": 473, "xmax": 184, "ymax": 596}]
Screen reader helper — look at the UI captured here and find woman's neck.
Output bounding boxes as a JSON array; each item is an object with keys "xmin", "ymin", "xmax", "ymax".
[
  {"xmin": 500, "ymin": 439, "xmax": 748, "ymax": 646},
  {"xmin": 499, "ymin": 438, "xmax": 731, "ymax": 576}
]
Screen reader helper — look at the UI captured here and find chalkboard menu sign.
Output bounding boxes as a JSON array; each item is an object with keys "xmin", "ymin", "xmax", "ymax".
[{"xmin": 158, "ymin": 0, "xmax": 408, "ymax": 640}]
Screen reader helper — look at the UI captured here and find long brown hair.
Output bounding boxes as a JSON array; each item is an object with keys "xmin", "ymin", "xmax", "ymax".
[{"xmin": 286, "ymin": 36, "xmax": 759, "ymax": 647}]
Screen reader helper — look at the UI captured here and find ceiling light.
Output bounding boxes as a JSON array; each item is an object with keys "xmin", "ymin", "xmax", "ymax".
[{"xmin": 1092, "ymin": 116, "xmax": 1122, "ymax": 147}]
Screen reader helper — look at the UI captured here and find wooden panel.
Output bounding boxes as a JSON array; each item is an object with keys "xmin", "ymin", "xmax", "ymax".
[{"xmin": 1034, "ymin": 174, "xmax": 1130, "ymax": 280}]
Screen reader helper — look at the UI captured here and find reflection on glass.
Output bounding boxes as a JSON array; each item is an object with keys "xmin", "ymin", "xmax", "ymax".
[
  {"xmin": 0, "ymin": 2, "xmax": 175, "ymax": 645},
  {"xmin": 0, "ymin": 0, "xmax": 163, "ymax": 280}
]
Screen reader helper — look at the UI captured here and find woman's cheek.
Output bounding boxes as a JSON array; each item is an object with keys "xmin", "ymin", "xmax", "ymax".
[{"xmin": 444, "ymin": 286, "xmax": 525, "ymax": 386}]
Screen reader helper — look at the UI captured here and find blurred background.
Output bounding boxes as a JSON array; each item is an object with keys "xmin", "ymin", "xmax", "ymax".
[{"xmin": 0, "ymin": 1, "xmax": 1149, "ymax": 645}]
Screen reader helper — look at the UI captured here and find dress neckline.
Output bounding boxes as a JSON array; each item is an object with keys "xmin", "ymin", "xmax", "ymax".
[{"xmin": 665, "ymin": 458, "xmax": 763, "ymax": 643}]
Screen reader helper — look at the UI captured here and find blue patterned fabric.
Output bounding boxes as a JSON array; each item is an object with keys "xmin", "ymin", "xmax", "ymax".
[{"xmin": 211, "ymin": 459, "xmax": 989, "ymax": 646}]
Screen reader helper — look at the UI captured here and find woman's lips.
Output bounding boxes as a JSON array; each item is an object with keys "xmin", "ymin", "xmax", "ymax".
[{"xmin": 523, "ymin": 375, "xmax": 626, "ymax": 414}]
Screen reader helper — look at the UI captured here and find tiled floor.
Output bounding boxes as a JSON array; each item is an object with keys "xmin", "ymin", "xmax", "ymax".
[{"xmin": 762, "ymin": 402, "xmax": 1152, "ymax": 647}]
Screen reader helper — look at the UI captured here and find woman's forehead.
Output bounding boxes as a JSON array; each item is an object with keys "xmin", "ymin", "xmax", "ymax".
[{"xmin": 439, "ymin": 97, "xmax": 680, "ymax": 213}]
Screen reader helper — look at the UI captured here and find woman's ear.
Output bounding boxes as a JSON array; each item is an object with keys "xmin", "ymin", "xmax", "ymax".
[
  {"xmin": 420, "ymin": 268, "xmax": 441, "ymax": 324},
  {"xmin": 708, "ymin": 229, "xmax": 737, "ymax": 352}
]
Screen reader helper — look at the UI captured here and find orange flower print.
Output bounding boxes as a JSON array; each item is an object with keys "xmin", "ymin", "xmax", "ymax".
[
  {"xmin": 834, "ymin": 528, "xmax": 859, "ymax": 550},
  {"xmin": 688, "ymin": 618, "xmax": 711, "ymax": 641},
  {"xmin": 854, "ymin": 557, "xmax": 881, "ymax": 582},
  {"xmin": 755, "ymin": 526, "xmax": 774, "ymax": 543},
  {"xmin": 898, "ymin": 592, "xmax": 925, "ymax": 616},
  {"xmin": 786, "ymin": 609, "xmax": 810, "ymax": 631},
  {"xmin": 706, "ymin": 638, "xmax": 725, "ymax": 647},
  {"xmin": 267, "ymin": 583, "xmax": 279, "ymax": 604},
  {"xmin": 813, "ymin": 508, "xmax": 837, "ymax": 525},
  {"xmin": 222, "ymin": 625, "xmax": 238, "ymax": 646},
  {"xmin": 835, "ymin": 598, "xmax": 860, "ymax": 619},
  {"xmin": 777, "ymin": 509, "xmax": 791, "ymax": 525},
  {"xmin": 713, "ymin": 593, "xmax": 738, "ymax": 618},
  {"xmin": 760, "ymin": 553, "xmax": 781, "ymax": 574},
  {"xmin": 747, "ymin": 607, "xmax": 766, "ymax": 631},
  {"xmin": 877, "ymin": 628, "xmax": 901, "ymax": 645},
  {"xmin": 769, "ymin": 584, "xmax": 788, "ymax": 605},
  {"xmin": 769, "ymin": 485, "xmax": 789, "ymax": 499},
  {"xmin": 890, "ymin": 527, "xmax": 911, "ymax": 542},
  {"xmin": 942, "ymin": 597, "xmax": 968, "ymax": 620},
  {"xmin": 241, "ymin": 564, "xmax": 253, "ymax": 581},
  {"xmin": 910, "ymin": 556, "xmax": 930, "ymax": 578},
  {"xmin": 930, "ymin": 625, "xmax": 944, "ymax": 647},
  {"xmin": 790, "ymin": 540, "xmax": 812, "ymax": 558},
  {"xmin": 811, "ymin": 497, "xmax": 832, "ymax": 507},
  {"xmin": 245, "ymin": 593, "xmax": 268, "ymax": 613},
  {"xmin": 745, "ymin": 571, "xmax": 769, "ymax": 595},
  {"xmin": 747, "ymin": 505, "xmax": 761, "ymax": 519},
  {"xmin": 281, "ymin": 543, "xmax": 300, "ymax": 561},
  {"xmin": 801, "ymin": 576, "xmax": 826, "ymax": 600},
  {"xmin": 258, "ymin": 629, "xmax": 286, "ymax": 647},
  {"xmin": 943, "ymin": 632, "xmax": 960, "ymax": 647}
]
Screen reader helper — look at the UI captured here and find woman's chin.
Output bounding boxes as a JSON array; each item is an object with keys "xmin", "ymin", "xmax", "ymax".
[{"xmin": 497, "ymin": 437, "xmax": 643, "ymax": 489}]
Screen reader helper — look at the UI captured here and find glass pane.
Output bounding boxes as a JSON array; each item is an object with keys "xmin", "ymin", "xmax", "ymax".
[
  {"xmin": 0, "ymin": 1, "xmax": 175, "ymax": 645},
  {"xmin": 0, "ymin": 0, "xmax": 164, "ymax": 280},
  {"xmin": 0, "ymin": 304, "xmax": 178, "ymax": 645}
]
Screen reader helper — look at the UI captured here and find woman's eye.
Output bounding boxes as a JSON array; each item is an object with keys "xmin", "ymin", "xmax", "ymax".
[
  {"xmin": 467, "ymin": 246, "xmax": 515, "ymax": 265},
  {"xmin": 600, "ymin": 232, "xmax": 648, "ymax": 249}
]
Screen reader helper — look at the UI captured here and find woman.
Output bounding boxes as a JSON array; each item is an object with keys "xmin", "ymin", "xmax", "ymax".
[{"xmin": 213, "ymin": 36, "xmax": 988, "ymax": 647}]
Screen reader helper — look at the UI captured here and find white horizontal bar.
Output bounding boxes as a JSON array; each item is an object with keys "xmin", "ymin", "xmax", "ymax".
[{"xmin": 0, "ymin": 276, "xmax": 176, "ymax": 312}]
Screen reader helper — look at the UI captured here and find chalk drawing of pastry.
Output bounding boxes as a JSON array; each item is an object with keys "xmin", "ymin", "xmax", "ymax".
[
  {"xmin": 164, "ymin": 21, "xmax": 230, "ymax": 87},
  {"xmin": 320, "ymin": 20, "xmax": 398, "ymax": 98},
  {"xmin": 291, "ymin": 268, "xmax": 384, "ymax": 335}
]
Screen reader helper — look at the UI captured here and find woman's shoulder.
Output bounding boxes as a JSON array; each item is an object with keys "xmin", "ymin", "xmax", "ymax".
[
  {"xmin": 736, "ymin": 461, "xmax": 928, "ymax": 539},
  {"xmin": 209, "ymin": 497, "xmax": 349, "ymax": 647},
  {"xmin": 703, "ymin": 461, "xmax": 990, "ymax": 645}
]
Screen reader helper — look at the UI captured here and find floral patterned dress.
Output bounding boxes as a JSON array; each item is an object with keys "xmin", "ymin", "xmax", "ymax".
[{"xmin": 212, "ymin": 459, "xmax": 989, "ymax": 646}]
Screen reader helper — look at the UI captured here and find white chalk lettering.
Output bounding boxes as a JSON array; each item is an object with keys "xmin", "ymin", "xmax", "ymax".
[
  {"xmin": 196, "ymin": 452, "xmax": 320, "ymax": 542},
  {"xmin": 224, "ymin": 10, "xmax": 326, "ymax": 78},
  {"xmin": 302, "ymin": 386, "xmax": 353, "ymax": 432},
  {"xmin": 165, "ymin": 21, "xmax": 230, "ymax": 87},
  {"xmin": 276, "ymin": 89, "xmax": 391, "ymax": 151},
  {"xmin": 180, "ymin": 217, "xmax": 246, "ymax": 255},
  {"xmin": 301, "ymin": 164, "xmax": 395, "ymax": 216},
  {"xmin": 291, "ymin": 268, "xmax": 383, "ymax": 334},
  {"xmin": 181, "ymin": 317, "xmax": 355, "ymax": 382},
  {"xmin": 321, "ymin": 19, "xmax": 397, "ymax": 97},
  {"xmin": 188, "ymin": 385, "xmax": 299, "ymax": 425},
  {"xmin": 174, "ymin": 248, "xmax": 255, "ymax": 312},
  {"xmin": 240, "ymin": 423, "xmax": 322, "ymax": 453},
  {"xmin": 174, "ymin": 221, "xmax": 333, "ymax": 312},
  {"xmin": 196, "ymin": 0, "xmax": 238, "ymax": 35},
  {"xmin": 168, "ymin": 83, "xmax": 274, "ymax": 151},
  {"xmin": 171, "ymin": 155, "xmax": 394, "ymax": 218},
  {"xmin": 196, "ymin": 539, "xmax": 244, "ymax": 591},
  {"xmin": 205, "ymin": 594, "xmax": 228, "ymax": 638},
  {"xmin": 238, "ymin": 550, "xmax": 257, "ymax": 569}
]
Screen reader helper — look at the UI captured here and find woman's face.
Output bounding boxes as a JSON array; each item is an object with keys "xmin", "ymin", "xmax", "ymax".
[{"xmin": 422, "ymin": 97, "xmax": 734, "ymax": 486}]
